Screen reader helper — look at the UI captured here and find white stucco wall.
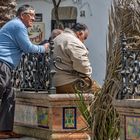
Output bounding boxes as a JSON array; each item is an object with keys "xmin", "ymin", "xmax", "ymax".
[{"xmin": 17, "ymin": 0, "xmax": 112, "ymax": 85}]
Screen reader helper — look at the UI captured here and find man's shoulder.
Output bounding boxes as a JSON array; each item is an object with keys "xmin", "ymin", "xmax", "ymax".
[
  {"xmin": 55, "ymin": 31, "xmax": 76, "ymax": 42},
  {"xmin": 8, "ymin": 18, "xmax": 25, "ymax": 29},
  {"xmin": 1, "ymin": 18, "xmax": 24, "ymax": 32}
]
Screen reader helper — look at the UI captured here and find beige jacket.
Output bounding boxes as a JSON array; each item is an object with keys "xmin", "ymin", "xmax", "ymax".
[{"xmin": 53, "ymin": 28, "xmax": 92, "ymax": 86}]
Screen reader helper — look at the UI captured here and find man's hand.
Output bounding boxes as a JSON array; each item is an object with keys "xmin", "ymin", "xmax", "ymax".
[{"xmin": 44, "ymin": 43, "xmax": 49, "ymax": 52}]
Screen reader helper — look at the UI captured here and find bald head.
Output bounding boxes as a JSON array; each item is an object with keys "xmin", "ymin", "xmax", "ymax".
[{"xmin": 50, "ymin": 29, "xmax": 63, "ymax": 40}]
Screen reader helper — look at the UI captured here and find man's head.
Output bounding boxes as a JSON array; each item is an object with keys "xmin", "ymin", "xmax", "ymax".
[
  {"xmin": 17, "ymin": 5, "xmax": 35, "ymax": 28},
  {"xmin": 71, "ymin": 23, "xmax": 89, "ymax": 43},
  {"xmin": 50, "ymin": 29, "xmax": 63, "ymax": 40}
]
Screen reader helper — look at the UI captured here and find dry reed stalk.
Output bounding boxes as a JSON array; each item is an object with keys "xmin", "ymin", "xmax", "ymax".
[{"xmin": 91, "ymin": 0, "xmax": 140, "ymax": 140}]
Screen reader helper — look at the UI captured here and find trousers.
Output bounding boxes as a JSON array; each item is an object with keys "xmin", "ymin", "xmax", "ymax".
[
  {"xmin": 56, "ymin": 79, "xmax": 101, "ymax": 94},
  {"xmin": 0, "ymin": 61, "xmax": 15, "ymax": 131}
]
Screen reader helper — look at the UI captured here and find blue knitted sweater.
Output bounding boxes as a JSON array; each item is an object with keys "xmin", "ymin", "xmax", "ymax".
[{"xmin": 0, "ymin": 17, "xmax": 45, "ymax": 69}]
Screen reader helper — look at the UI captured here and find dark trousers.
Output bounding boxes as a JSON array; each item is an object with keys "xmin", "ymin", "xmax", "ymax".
[{"xmin": 0, "ymin": 61, "xmax": 15, "ymax": 131}]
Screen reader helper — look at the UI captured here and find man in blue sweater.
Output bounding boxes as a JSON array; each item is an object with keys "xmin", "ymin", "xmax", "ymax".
[{"xmin": 0, "ymin": 4, "xmax": 49, "ymax": 138}]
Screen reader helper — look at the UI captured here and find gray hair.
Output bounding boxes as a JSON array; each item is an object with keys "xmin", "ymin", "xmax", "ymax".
[
  {"xmin": 50, "ymin": 29, "xmax": 63, "ymax": 40},
  {"xmin": 16, "ymin": 4, "xmax": 35, "ymax": 17}
]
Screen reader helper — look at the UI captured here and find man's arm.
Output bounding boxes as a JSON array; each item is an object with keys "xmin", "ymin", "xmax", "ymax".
[
  {"xmin": 15, "ymin": 26, "xmax": 49, "ymax": 53},
  {"xmin": 66, "ymin": 43, "xmax": 92, "ymax": 76}
]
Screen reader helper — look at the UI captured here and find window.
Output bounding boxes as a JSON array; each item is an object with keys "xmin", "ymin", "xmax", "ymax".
[{"xmin": 51, "ymin": 6, "xmax": 77, "ymax": 30}]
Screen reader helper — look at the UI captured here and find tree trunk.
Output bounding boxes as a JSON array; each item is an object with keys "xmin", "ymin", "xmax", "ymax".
[
  {"xmin": 52, "ymin": 0, "xmax": 63, "ymax": 29},
  {"xmin": 0, "ymin": 0, "xmax": 16, "ymax": 27}
]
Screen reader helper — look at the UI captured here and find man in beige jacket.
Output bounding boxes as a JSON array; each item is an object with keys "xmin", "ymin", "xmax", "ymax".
[{"xmin": 53, "ymin": 23, "xmax": 100, "ymax": 93}]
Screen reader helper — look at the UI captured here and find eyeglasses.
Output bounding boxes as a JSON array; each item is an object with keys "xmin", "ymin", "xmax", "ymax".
[{"xmin": 23, "ymin": 12, "xmax": 35, "ymax": 18}]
